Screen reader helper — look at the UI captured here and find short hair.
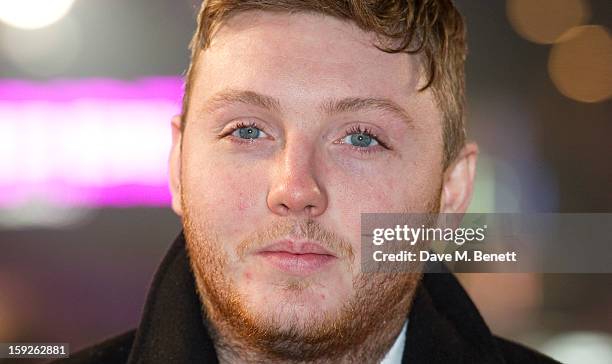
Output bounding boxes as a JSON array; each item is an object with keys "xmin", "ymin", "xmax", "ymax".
[{"xmin": 181, "ymin": 0, "xmax": 467, "ymax": 167}]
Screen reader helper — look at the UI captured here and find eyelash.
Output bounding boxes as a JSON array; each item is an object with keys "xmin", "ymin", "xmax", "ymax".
[
  {"xmin": 222, "ymin": 121, "xmax": 390, "ymax": 152},
  {"xmin": 235, "ymin": 121, "xmax": 258, "ymax": 130},
  {"xmin": 342, "ymin": 125, "xmax": 390, "ymax": 153},
  {"xmin": 221, "ymin": 121, "xmax": 265, "ymax": 144}
]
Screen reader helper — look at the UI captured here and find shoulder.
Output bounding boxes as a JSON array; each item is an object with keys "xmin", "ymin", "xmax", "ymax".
[
  {"xmin": 495, "ymin": 336, "xmax": 561, "ymax": 364},
  {"xmin": 51, "ymin": 330, "xmax": 136, "ymax": 364}
]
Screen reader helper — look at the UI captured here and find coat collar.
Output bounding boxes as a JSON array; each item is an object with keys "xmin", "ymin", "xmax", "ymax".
[{"xmin": 127, "ymin": 232, "xmax": 506, "ymax": 364}]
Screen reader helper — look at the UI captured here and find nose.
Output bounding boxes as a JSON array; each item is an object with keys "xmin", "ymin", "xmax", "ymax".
[{"xmin": 267, "ymin": 138, "xmax": 328, "ymax": 218}]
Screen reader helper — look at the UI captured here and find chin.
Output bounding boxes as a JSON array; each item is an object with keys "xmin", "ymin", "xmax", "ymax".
[{"xmin": 236, "ymin": 274, "xmax": 353, "ymax": 329}]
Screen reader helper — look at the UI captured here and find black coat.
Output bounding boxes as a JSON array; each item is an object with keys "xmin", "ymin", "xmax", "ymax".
[{"xmin": 54, "ymin": 232, "xmax": 560, "ymax": 364}]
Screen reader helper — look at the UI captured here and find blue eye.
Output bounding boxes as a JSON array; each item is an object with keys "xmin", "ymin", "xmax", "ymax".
[
  {"xmin": 342, "ymin": 132, "xmax": 379, "ymax": 147},
  {"xmin": 340, "ymin": 125, "xmax": 383, "ymax": 149},
  {"xmin": 231, "ymin": 124, "xmax": 267, "ymax": 139}
]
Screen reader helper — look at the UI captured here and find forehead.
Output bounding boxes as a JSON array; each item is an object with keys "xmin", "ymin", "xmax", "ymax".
[{"xmin": 190, "ymin": 10, "xmax": 435, "ymax": 118}]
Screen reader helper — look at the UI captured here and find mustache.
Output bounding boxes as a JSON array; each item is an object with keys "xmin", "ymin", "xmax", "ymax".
[{"xmin": 236, "ymin": 218, "xmax": 355, "ymax": 263}]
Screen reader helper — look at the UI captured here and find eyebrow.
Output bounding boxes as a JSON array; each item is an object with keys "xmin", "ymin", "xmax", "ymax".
[
  {"xmin": 201, "ymin": 89, "xmax": 413, "ymax": 125},
  {"xmin": 319, "ymin": 97, "xmax": 413, "ymax": 125},
  {"xmin": 202, "ymin": 89, "xmax": 281, "ymax": 114}
]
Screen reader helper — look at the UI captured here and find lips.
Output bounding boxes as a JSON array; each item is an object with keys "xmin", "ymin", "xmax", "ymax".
[{"xmin": 255, "ymin": 240, "xmax": 337, "ymax": 276}]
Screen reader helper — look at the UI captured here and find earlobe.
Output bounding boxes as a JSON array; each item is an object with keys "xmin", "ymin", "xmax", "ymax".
[
  {"xmin": 440, "ymin": 142, "xmax": 479, "ymax": 213},
  {"xmin": 169, "ymin": 115, "xmax": 183, "ymax": 216}
]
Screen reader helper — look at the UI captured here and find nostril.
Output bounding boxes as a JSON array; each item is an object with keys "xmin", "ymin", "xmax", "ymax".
[
  {"xmin": 267, "ymin": 182, "xmax": 327, "ymax": 217},
  {"xmin": 305, "ymin": 205, "xmax": 315, "ymax": 214}
]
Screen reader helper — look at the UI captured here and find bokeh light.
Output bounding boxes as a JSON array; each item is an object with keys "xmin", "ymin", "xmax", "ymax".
[
  {"xmin": 506, "ymin": 0, "xmax": 590, "ymax": 44},
  {"xmin": 0, "ymin": 0, "xmax": 76, "ymax": 30},
  {"xmin": 548, "ymin": 25, "xmax": 612, "ymax": 103},
  {"xmin": 0, "ymin": 17, "xmax": 81, "ymax": 77},
  {"xmin": 540, "ymin": 332, "xmax": 612, "ymax": 364},
  {"xmin": 0, "ymin": 77, "xmax": 181, "ymax": 210}
]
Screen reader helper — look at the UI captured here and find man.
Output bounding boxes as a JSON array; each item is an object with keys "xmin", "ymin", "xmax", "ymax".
[{"xmin": 58, "ymin": 1, "xmax": 559, "ymax": 363}]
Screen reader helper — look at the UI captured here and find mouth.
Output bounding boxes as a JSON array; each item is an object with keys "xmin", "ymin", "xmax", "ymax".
[{"xmin": 255, "ymin": 240, "xmax": 337, "ymax": 276}]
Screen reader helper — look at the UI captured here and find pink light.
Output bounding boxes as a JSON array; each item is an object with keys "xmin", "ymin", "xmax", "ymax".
[{"xmin": 0, "ymin": 77, "xmax": 183, "ymax": 207}]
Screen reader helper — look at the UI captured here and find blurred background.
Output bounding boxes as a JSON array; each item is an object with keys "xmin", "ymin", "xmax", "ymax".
[{"xmin": 0, "ymin": 0, "xmax": 610, "ymax": 363}]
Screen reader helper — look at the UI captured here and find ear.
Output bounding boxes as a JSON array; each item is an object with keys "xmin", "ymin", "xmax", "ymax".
[
  {"xmin": 440, "ymin": 142, "xmax": 479, "ymax": 213},
  {"xmin": 169, "ymin": 115, "xmax": 183, "ymax": 216}
]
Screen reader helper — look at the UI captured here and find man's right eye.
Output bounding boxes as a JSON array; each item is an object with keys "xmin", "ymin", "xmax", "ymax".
[{"xmin": 230, "ymin": 123, "xmax": 268, "ymax": 140}]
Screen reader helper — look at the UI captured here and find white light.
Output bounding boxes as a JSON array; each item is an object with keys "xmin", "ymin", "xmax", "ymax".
[
  {"xmin": 540, "ymin": 331, "xmax": 612, "ymax": 364},
  {"xmin": 0, "ymin": 0, "xmax": 76, "ymax": 30}
]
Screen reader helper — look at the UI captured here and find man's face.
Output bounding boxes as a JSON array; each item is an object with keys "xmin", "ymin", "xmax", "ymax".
[{"xmin": 175, "ymin": 11, "xmax": 446, "ymax": 358}]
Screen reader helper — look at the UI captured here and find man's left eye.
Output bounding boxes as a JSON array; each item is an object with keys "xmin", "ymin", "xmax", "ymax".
[
  {"xmin": 232, "ymin": 126, "xmax": 268, "ymax": 139},
  {"xmin": 341, "ymin": 132, "xmax": 380, "ymax": 148}
]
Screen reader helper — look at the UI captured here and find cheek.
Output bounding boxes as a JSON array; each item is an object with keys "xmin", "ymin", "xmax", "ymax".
[
  {"xmin": 325, "ymin": 163, "xmax": 442, "ymax": 264},
  {"xmin": 325, "ymin": 163, "xmax": 412, "ymax": 214},
  {"xmin": 182, "ymin": 151, "xmax": 267, "ymax": 236},
  {"xmin": 324, "ymin": 156, "xmax": 442, "ymax": 225}
]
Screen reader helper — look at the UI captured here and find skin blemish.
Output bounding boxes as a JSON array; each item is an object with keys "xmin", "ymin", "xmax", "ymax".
[{"xmin": 238, "ymin": 192, "xmax": 249, "ymax": 211}]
